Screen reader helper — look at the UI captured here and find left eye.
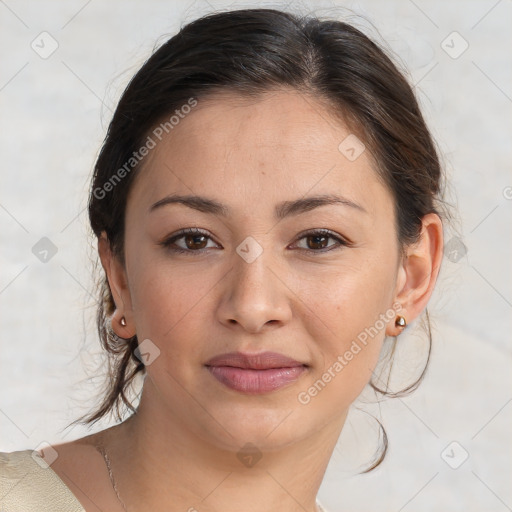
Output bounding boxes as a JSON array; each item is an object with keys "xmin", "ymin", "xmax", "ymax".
[{"xmin": 291, "ymin": 230, "xmax": 347, "ymax": 252}]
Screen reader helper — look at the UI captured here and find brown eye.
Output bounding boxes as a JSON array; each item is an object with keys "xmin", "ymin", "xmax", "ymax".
[
  {"xmin": 293, "ymin": 229, "xmax": 348, "ymax": 253},
  {"xmin": 184, "ymin": 233, "xmax": 208, "ymax": 250},
  {"xmin": 161, "ymin": 228, "xmax": 219, "ymax": 254},
  {"xmin": 306, "ymin": 234, "xmax": 329, "ymax": 250}
]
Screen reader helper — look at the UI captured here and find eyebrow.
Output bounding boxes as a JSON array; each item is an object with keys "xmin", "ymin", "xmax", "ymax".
[{"xmin": 149, "ymin": 193, "xmax": 367, "ymax": 218}]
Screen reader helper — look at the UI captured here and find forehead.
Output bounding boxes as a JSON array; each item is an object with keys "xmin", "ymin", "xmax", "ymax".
[
  {"xmin": 128, "ymin": 89, "xmax": 392, "ymax": 219},
  {"xmin": 155, "ymin": 89, "xmax": 358, "ymax": 162}
]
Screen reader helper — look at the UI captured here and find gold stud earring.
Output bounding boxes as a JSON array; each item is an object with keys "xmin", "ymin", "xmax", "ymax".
[
  {"xmin": 395, "ymin": 315, "xmax": 406, "ymax": 329},
  {"xmin": 120, "ymin": 316, "xmax": 127, "ymax": 327}
]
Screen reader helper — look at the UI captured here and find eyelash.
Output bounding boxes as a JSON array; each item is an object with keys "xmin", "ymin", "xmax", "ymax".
[{"xmin": 159, "ymin": 227, "xmax": 351, "ymax": 256}]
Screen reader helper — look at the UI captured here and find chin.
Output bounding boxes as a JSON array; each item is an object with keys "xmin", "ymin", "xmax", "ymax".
[{"xmin": 197, "ymin": 401, "xmax": 317, "ymax": 452}]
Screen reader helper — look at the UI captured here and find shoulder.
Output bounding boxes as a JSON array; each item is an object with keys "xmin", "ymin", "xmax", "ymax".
[{"xmin": 0, "ymin": 449, "xmax": 85, "ymax": 512}]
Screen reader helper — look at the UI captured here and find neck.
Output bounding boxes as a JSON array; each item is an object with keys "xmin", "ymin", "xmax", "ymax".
[{"xmin": 103, "ymin": 381, "xmax": 345, "ymax": 512}]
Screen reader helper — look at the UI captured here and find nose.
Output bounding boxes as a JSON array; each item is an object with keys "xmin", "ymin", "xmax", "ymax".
[{"xmin": 216, "ymin": 249, "xmax": 292, "ymax": 334}]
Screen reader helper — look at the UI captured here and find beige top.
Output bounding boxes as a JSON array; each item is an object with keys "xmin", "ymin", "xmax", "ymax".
[
  {"xmin": 0, "ymin": 450, "xmax": 85, "ymax": 511},
  {"xmin": 0, "ymin": 449, "xmax": 329, "ymax": 512}
]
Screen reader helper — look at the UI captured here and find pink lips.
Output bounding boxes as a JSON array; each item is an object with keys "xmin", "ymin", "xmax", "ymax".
[{"xmin": 205, "ymin": 351, "xmax": 307, "ymax": 394}]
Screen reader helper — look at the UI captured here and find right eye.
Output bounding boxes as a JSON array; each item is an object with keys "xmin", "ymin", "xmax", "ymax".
[{"xmin": 160, "ymin": 227, "xmax": 221, "ymax": 255}]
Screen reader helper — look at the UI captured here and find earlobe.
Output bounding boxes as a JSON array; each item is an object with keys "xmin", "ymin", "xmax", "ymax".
[
  {"xmin": 98, "ymin": 232, "xmax": 136, "ymax": 338},
  {"xmin": 111, "ymin": 311, "xmax": 134, "ymax": 339},
  {"xmin": 390, "ymin": 213, "xmax": 443, "ymax": 332},
  {"xmin": 385, "ymin": 310, "xmax": 408, "ymax": 337},
  {"xmin": 384, "ymin": 265, "xmax": 407, "ymax": 336}
]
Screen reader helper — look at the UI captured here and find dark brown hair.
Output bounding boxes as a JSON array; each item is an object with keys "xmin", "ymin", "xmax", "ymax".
[{"xmin": 74, "ymin": 8, "xmax": 445, "ymax": 472}]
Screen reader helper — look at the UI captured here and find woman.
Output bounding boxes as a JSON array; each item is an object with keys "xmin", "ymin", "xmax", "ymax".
[{"xmin": 0, "ymin": 8, "xmax": 444, "ymax": 512}]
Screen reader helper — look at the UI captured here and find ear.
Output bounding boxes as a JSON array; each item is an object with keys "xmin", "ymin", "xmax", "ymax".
[
  {"xmin": 386, "ymin": 213, "xmax": 443, "ymax": 336},
  {"xmin": 98, "ymin": 231, "xmax": 136, "ymax": 338}
]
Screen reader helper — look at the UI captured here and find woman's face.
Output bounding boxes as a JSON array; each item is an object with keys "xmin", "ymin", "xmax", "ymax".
[{"xmin": 117, "ymin": 89, "xmax": 406, "ymax": 450}]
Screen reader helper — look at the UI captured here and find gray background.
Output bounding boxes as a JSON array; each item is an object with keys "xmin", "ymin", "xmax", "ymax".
[{"xmin": 1, "ymin": 0, "xmax": 511, "ymax": 511}]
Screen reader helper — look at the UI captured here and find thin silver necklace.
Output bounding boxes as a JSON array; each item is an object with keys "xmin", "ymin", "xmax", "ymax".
[
  {"xmin": 97, "ymin": 442, "xmax": 325, "ymax": 512},
  {"xmin": 96, "ymin": 442, "xmax": 129, "ymax": 511}
]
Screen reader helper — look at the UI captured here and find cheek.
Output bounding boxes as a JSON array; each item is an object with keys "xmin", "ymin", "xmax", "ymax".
[
  {"xmin": 133, "ymin": 273, "xmax": 199, "ymax": 333},
  {"xmin": 127, "ymin": 252, "xmax": 221, "ymax": 362},
  {"xmin": 298, "ymin": 256, "xmax": 397, "ymax": 407}
]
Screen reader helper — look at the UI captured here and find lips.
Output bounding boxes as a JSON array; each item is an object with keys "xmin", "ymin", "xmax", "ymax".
[
  {"xmin": 205, "ymin": 351, "xmax": 307, "ymax": 394},
  {"xmin": 205, "ymin": 351, "xmax": 305, "ymax": 370}
]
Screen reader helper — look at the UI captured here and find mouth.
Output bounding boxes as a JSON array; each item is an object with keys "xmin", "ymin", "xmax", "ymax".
[{"xmin": 204, "ymin": 351, "xmax": 308, "ymax": 394}]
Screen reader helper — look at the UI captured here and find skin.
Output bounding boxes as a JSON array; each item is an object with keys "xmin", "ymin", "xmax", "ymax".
[{"xmin": 49, "ymin": 89, "xmax": 443, "ymax": 512}]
